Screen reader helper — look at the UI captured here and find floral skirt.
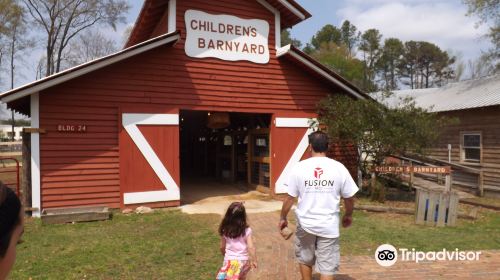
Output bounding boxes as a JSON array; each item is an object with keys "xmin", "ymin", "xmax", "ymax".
[{"xmin": 216, "ymin": 259, "xmax": 250, "ymax": 280}]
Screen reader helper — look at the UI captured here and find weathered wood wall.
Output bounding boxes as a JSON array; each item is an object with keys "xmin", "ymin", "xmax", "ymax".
[{"xmin": 428, "ymin": 106, "xmax": 500, "ymax": 197}]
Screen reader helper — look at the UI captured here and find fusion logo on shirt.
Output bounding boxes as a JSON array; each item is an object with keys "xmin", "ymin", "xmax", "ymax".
[
  {"xmin": 314, "ymin": 167, "xmax": 323, "ymax": 179},
  {"xmin": 305, "ymin": 167, "xmax": 334, "ymax": 187}
]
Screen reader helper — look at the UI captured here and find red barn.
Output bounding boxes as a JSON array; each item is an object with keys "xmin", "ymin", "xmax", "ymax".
[{"xmin": 1, "ymin": 0, "xmax": 367, "ymax": 217}]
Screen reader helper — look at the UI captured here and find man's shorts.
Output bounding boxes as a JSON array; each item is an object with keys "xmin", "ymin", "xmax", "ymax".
[{"xmin": 294, "ymin": 222, "xmax": 340, "ymax": 275}]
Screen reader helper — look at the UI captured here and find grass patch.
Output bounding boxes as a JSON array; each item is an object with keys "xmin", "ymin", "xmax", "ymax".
[
  {"xmin": 340, "ymin": 209, "xmax": 500, "ymax": 255},
  {"xmin": 462, "ymin": 197, "xmax": 500, "ymax": 208},
  {"xmin": 10, "ymin": 203, "xmax": 500, "ymax": 278},
  {"xmin": 11, "ymin": 210, "xmax": 222, "ymax": 279}
]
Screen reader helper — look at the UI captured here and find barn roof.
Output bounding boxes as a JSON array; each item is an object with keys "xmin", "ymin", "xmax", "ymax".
[
  {"xmin": 374, "ymin": 75, "xmax": 500, "ymax": 112},
  {"xmin": 126, "ymin": 0, "xmax": 311, "ymax": 47},
  {"xmin": 0, "ymin": 32, "xmax": 181, "ymax": 104}
]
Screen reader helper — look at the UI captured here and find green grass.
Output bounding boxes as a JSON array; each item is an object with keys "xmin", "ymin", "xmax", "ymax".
[
  {"xmin": 10, "ymin": 205, "xmax": 500, "ymax": 279},
  {"xmin": 340, "ymin": 209, "xmax": 500, "ymax": 255},
  {"xmin": 11, "ymin": 210, "xmax": 222, "ymax": 279}
]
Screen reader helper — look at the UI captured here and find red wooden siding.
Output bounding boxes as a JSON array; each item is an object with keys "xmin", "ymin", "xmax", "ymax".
[
  {"xmin": 37, "ymin": 0, "xmax": 356, "ymax": 210},
  {"xmin": 150, "ymin": 8, "xmax": 169, "ymax": 38},
  {"xmin": 39, "ymin": 102, "xmax": 120, "ymax": 208},
  {"xmin": 119, "ymin": 112, "xmax": 180, "ymax": 207}
]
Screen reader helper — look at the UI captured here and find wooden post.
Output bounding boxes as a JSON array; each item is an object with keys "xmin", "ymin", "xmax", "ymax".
[
  {"xmin": 409, "ymin": 161, "xmax": 414, "ymax": 190},
  {"xmin": 231, "ymin": 134, "xmax": 237, "ymax": 183},
  {"xmin": 445, "ymin": 174, "xmax": 451, "ymax": 192},
  {"xmin": 371, "ymin": 172, "xmax": 376, "ymax": 190},
  {"xmin": 21, "ymin": 131, "xmax": 32, "ymax": 213},
  {"xmin": 477, "ymin": 171, "xmax": 484, "ymax": 197}
]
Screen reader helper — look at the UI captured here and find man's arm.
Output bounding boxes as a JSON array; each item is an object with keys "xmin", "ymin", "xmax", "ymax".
[
  {"xmin": 278, "ymin": 195, "xmax": 295, "ymax": 230},
  {"xmin": 342, "ymin": 197, "xmax": 354, "ymax": 228}
]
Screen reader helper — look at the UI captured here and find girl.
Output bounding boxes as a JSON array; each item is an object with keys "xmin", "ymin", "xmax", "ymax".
[
  {"xmin": 0, "ymin": 183, "xmax": 24, "ymax": 280},
  {"xmin": 216, "ymin": 202, "xmax": 257, "ymax": 280}
]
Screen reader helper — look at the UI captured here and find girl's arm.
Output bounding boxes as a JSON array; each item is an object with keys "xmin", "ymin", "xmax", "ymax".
[
  {"xmin": 220, "ymin": 237, "xmax": 226, "ymax": 256},
  {"xmin": 247, "ymin": 233, "xmax": 257, "ymax": 269}
]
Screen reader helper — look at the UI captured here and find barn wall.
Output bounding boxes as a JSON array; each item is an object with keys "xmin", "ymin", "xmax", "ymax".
[
  {"xmin": 428, "ymin": 106, "xmax": 500, "ymax": 197},
  {"xmin": 37, "ymin": 0, "xmax": 357, "ymax": 209}
]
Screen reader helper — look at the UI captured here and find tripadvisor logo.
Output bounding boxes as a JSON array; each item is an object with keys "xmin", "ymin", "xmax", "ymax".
[{"xmin": 375, "ymin": 244, "xmax": 482, "ymax": 267}]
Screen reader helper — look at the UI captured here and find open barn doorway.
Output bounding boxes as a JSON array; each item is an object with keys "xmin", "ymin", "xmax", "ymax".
[{"xmin": 179, "ymin": 110, "xmax": 271, "ymax": 204}]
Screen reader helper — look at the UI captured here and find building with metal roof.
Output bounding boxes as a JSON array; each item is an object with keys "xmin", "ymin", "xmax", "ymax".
[
  {"xmin": 375, "ymin": 74, "xmax": 500, "ymax": 112},
  {"xmin": 375, "ymin": 75, "xmax": 500, "ymax": 198}
]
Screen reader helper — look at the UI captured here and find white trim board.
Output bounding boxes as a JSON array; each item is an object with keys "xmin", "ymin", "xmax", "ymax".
[
  {"xmin": 275, "ymin": 117, "xmax": 311, "ymax": 128},
  {"xmin": 168, "ymin": 0, "xmax": 176, "ymax": 33},
  {"xmin": 2, "ymin": 33, "xmax": 180, "ymax": 103},
  {"xmin": 274, "ymin": 117, "xmax": 315, "ymax": 194},
  {"xmin": 122, "ymin": 113, "xmax": 180, "ymax": 204},
  {"xmin": 30, "ymin": 93, "xmax": 41, "ymax": 217},
  {"xmin": 277, "ymin": 0, "xmax": 306, "ymax": 20},
  {"xmin": 257, "ymin": 0, "xmax": 281, "ymax": 49}
]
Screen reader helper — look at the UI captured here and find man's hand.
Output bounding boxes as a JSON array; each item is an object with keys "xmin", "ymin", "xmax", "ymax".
[
  {"xmin": 278, "ymin": 218, "xmax": 288, "ymax": 230},
  {"xmin": 342, "ymin": 215, "xmax": 352, "ymax": 228},
  {"xmin": 279, "ymin": 195, "xmax": 295, "ymax": 231}
]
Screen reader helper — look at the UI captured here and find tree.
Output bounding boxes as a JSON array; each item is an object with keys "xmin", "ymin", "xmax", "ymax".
[
  {"xmin": 359, "ymin": 29, "xmax": 382, "ymax": 92},
  {"xmin": 66, "ymin": 29, "xmax": 117, "ymax": 67},
  {"xmin": 399, "ymin": 41, "xmax": 454, "ymax": 89},
  {"xmin": 23, "ymin": 0, "xmax": 129, "ymax": 76},
  {"xmin": 468, "ymin": 53, "xmax": 496, "ymax": 78},
  {"xmin": 463, "ymin": 0, "xmax": 499, "ymax": 71},
  {"xmin": 318, "ymin": 93, "xmax": 455, "ymax": 189},
  {"xmin": 0, "ymin": 0, "xmax": 20, "ymax": 85},
  {"xmin": 311, "ymin": 42, "xmax": 365, "ymax": 89},
  {"xmin": 417, "ymin": 41, "xmax": 455, "ymax": 88},
  {"xmin": 280, "ymin": 29, "xmax": 302, "ymax": 48},
  {"xmin": 310, "ymin": 24, "xmax": 342, "ymax": 50},
  {"xmin": 340, "ymin": 20, "xmax": 360, "ymax": 57},
  {"xmin": 6, "ymin": 1, "xmax": 33, "ymax": 141},
  {"xmin": 377, "ymin": 38, "xmax": 404, "ymax": 90},
  {"xmin": 399, "ymin": 41, "xmax": 419, "ymax": 89}
]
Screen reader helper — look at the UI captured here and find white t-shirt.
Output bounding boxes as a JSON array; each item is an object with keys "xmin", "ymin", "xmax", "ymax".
[{"xmin": 287, "ymin": 156, "xmax": 359, "ymax": 238}]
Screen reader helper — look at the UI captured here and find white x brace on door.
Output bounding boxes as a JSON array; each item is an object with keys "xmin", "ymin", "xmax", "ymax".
[{"xmin": 122, "ymin": 113, "xmax": 180, "ymax": 204}]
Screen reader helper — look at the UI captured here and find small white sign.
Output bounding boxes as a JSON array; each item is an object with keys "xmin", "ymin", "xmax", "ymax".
[{"xmin": 185, "ymin": 10, "xmax": 270, "ymax": 64}]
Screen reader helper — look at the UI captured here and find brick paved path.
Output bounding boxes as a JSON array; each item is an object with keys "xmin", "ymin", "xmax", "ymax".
[{"xmin": 246, "ymin": 212, "xmax": 500, "ymax": 280}]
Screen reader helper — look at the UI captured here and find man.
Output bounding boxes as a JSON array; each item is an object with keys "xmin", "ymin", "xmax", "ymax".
[{"xmin": 279, "ymin": 131, "xmax": 358, "ymax": 280}]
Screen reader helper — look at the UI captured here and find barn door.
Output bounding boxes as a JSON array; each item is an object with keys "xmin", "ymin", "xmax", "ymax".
[
  {"xmin": 119, "ymin": 113, "xmax": 180, "ymax": 206},
  {"xmin": 271, "ymin": 117, "xmax": 315, "ymax": 194}
]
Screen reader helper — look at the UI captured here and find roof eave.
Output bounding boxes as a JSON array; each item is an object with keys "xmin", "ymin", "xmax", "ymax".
[
  {"xmin": 277, "ymin": 44, "xmax": 369, "ymax": 100},
  {"xmin": 1, "ymin": 31, "xmax": 181, "ymax": 103}
]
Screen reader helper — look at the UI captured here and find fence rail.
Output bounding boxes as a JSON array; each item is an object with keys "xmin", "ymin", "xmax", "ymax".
[
  {"xmin": 390, "ymin": 154, "xmax": 483, "ymax": 196},
  {"xmin": 0, "ymin": 157, "xmax": 20, "ymax": 197}
]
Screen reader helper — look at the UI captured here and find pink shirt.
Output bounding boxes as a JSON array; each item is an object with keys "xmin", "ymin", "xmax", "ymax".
[{"xmin": 224, "ymin": 227, "xmax": 252, "ymax": 260}]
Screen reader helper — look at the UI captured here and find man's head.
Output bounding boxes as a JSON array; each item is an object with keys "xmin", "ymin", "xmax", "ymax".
[{"xmin": 308, "ymin": 131, "xmax": 329, "ymax": 153}]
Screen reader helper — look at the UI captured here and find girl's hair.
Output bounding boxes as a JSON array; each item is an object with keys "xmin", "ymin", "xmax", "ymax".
[
  {"xmin": 0, "ymin": 182, "xmax": 21, "ymax": 258},
  {"xmin": 218, "ymin": 202, "xmax": 248, "ymax": 239}
]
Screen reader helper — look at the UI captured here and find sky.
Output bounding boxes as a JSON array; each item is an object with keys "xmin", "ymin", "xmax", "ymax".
[
  {"xmin": 290, "ymin": 0, "xmax": 491, "ymax": 62},
  {"xmin": 3, "ymin": 0, "xmax": 493, "ymax": 92}
]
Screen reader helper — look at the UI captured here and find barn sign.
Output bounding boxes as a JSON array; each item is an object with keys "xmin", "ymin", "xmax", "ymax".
[
  {"xmin": 374, "ymin": 166, "xmax": 451, "ymax": 174},
  {"xmin": 184, "ymin": 9, "xmax": 270, "ymax": 64},
  {"xmin": 57, "ymin": 124, "xmax": 87, "ymax": 133}
]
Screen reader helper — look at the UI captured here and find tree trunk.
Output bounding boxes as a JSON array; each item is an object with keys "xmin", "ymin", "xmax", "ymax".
[{"xmin": 10, "ymin": 26, "xmax": 16, "ymax": 141}]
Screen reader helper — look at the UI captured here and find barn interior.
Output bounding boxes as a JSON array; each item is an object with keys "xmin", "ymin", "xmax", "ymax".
[{"xmin": 179, "ymin": 110, "xmax": 271, "ymax": 203}]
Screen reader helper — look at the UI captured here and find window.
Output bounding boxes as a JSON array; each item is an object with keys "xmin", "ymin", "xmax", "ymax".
[{"xmin": 461, "ymin": 132, "xmax": 481, "ymax": 163}]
